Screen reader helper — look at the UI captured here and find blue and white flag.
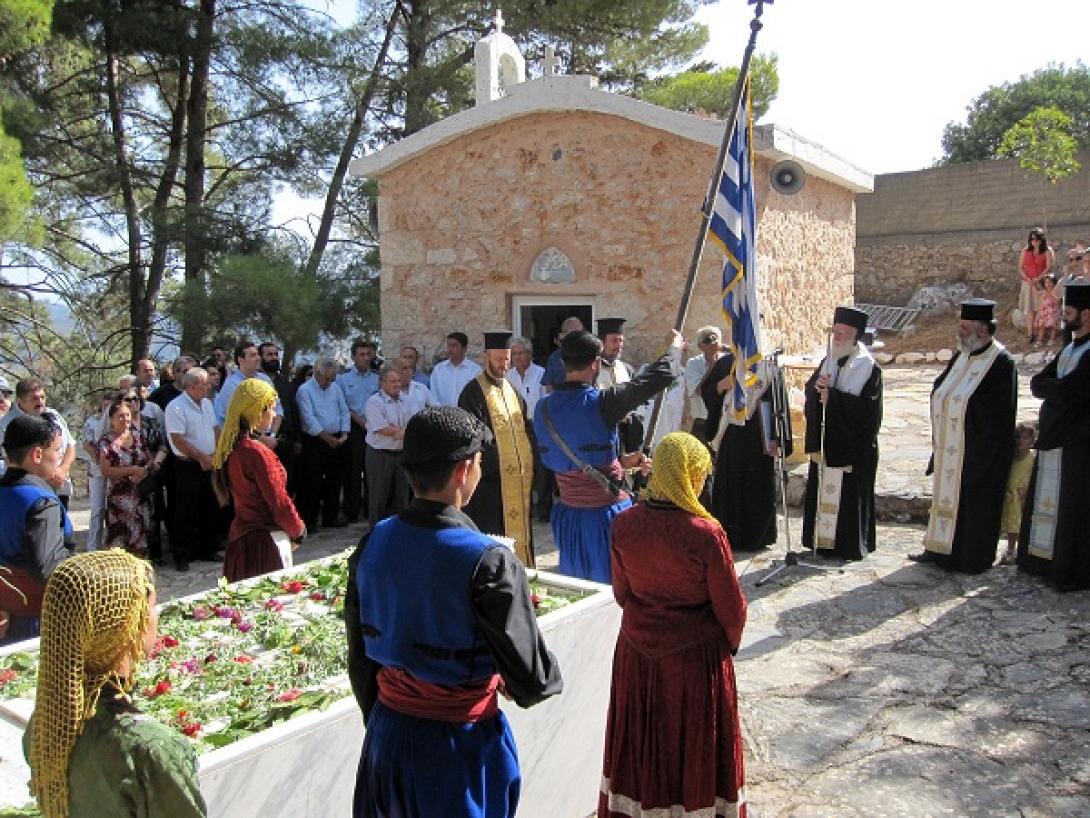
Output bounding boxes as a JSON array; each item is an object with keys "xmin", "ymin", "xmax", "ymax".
[{"xmin": 706, "ymin": 84, "xmax": 762, "ymax": 423}]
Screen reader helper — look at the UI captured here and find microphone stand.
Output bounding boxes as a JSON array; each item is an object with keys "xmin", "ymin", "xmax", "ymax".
[{"xmin": 755, "ymin": 344, "xmax": 841, "ymax": 586}]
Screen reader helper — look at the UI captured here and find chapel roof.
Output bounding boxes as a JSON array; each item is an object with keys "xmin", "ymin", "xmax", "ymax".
[{"xmin": 349, "ymin": 75, "xmax": 873, "ymax": 194}]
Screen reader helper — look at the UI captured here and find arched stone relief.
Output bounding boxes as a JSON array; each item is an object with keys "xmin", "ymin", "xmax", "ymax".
[{"xmin": 530, "ymin": 247, "xmax": 575, "ymax": 284}]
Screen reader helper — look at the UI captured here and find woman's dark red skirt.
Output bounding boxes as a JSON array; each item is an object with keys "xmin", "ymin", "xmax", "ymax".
[{"xmin": 223, "ymin": 530, "xmax": 285, "ymax": 583}]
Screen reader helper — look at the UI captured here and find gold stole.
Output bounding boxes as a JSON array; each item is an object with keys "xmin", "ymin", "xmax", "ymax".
[
  {"xmin": 477, "ymin": 374, "xmax": 535, "ymax": 566},
  {"xmin": 923, "ymin": 342, "xmax": 1004, "ymax": 554},
  {"xmin": 1027, "ymin": 339, "xmax": 1090, "ymax": 559}
]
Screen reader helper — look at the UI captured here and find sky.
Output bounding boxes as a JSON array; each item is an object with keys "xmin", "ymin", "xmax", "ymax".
[{"xmin": 696, "ymin": 0, "xmax": 1089, "ymax": 175}]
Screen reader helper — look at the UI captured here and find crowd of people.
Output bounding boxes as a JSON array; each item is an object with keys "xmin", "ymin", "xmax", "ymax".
[
  {"xmin": 2, "ymin": 271, "xmax": 1089, "ymax": 817},
  {"xmin": 1018, "ymin": 228, "xmax": 1089, "ymax": 348}
]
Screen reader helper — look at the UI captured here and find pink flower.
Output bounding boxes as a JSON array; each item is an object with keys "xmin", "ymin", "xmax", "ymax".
[
  {"xmin": 235, "ymin": 620, "xmax": 254, "ymax": 633},
  {"xmin": 214, "ymin": 606, "xmax": 239, "ymax": 620},
  {"xmin": 263, "ymin": 599, "xmax": 284, "ymax": 612},
  {"xmin": 275, "ymin": 687, "xmax": 302, "ymax": 703},
  {"xmin": 191, "ymin": 605, "xmax": 212, "ymax": 621},
  {"xmin": 181, "ymin": 658, "xmax": 200, "ymax": 674},
  {"xmin": 530, "ymin": 593, "xmax": 542, "ymax": 608}
]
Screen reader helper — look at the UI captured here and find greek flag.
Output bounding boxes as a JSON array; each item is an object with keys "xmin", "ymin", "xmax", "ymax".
[{"xmin": 706, "ymin": 84, "xmax": 762, "ymax": 423}]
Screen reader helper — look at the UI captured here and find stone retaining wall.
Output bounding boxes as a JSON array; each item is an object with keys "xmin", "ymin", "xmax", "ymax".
[{"xmin": 855, "ymin": 152, "xmax": 1090, "ymax": 306}]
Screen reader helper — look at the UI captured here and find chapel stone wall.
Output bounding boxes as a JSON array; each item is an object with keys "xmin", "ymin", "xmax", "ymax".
[{"xmin": 377, "ymin": 111, "xmax": 857, "ymax": 367}]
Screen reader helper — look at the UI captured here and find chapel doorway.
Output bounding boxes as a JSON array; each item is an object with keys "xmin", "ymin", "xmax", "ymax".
[{"xmin": 516, "ymin": 303, "xmax": 594, "ymax": 367}]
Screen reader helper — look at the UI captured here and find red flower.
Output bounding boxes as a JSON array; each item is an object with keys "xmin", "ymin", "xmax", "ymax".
[
  {"xmin": 181, "ymin": 721, "xmax": 202, "ymax": 737},
  {"xmin": 204, "ymin": 653, "xmax": 217, "ymax": 664},
  {"xmin": 177, "ymin": 709, "xmax": 188, "ymax": 719},
  {"xmin": 149, "ymin": 679, "xmax": 172, "ymax": 698},
  {"xmin": 264, "ymin": 599, "xmax": 284, "ymax": 612},
  {"xmin": 530, "ymin": 593, "xmax": 542, "ymax": 608},
  {"xmin": 162, "ymin": 635, "xmax": 179, "ymax": 648},
  {"xmin": 0, "ymin": 668, "xmax": 17, "ymax": 686},
  {"xmin": 275, "ymin": 687, "xmax": 302, "ymax": 703},
  {"xmin": 281, "ymin": 579, "xmax": 306, "ymax": 594},
  {"xmin": 233, "ymin": 654, "xmax": 255, "ymax": 664},
  {"xmin": 309, "ymin": 591, "xmax": 326, "ymax": 602}
]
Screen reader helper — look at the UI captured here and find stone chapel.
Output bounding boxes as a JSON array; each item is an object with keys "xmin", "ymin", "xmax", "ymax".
[{"xmin": 349, "ymin": 16, "xmax": 873, "ymax": 366}]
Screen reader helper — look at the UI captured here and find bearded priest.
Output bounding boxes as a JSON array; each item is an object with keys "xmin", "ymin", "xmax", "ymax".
[
  {"xmin": 1018, "ymin": 281, "xmax": 1090, "ymax": 591},
  {"xmin": 912, "ymin": 299, "xmax": 1017, "ymax": 572},
  {"xmin": 458, "ymin": 331, "xmax": 537, "ymax": 566},
  {"xmin": 801, "ymin": 306, "xmax": 883, "ymax": 560}
]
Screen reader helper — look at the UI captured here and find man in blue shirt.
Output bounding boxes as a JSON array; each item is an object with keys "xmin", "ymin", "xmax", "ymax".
[
  {"xmin": 215, "ymin": 342, "xmax": 282, "ymax": 439},
  {"xmin": 338, "ymin": 340, "xmax": 381, "ymax": 523},
  {"xmin": 296, "ymin": 357, "xmax": 351, "ymax": 530},
  {"xmin": 541, "ymin": 316, "xmax": 584, "ymax": 392}
]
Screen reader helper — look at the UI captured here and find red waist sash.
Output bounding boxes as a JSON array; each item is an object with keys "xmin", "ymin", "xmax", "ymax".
[
  {"xmin": 555, "ymin": 464, "xmax": 629, "ymax": 508},
  {"xmin": 377, "ymin": 667, "xmax": 501, "ymax": 723}
]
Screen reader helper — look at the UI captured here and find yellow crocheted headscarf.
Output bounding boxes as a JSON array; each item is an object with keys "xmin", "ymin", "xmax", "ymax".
[
  {"xmin": 646, "ymin": 432, "xmax": 714, "ymax": 520},
  {"xmin": 213, "ymin": 377, "xmax": 277, "ymax": 469},
  {"xmin": 30, "ymin": 549, "xmax": 154, "ymax": 818}
]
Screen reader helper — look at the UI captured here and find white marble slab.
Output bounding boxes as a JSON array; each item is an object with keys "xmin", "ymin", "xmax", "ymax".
[{"xmin": 0, "ymin": 570, "xmax": 620, "ymax": 818}]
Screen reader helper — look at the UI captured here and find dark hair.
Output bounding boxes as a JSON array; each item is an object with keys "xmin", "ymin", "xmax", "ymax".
[
  {"xmin": 405, "ymin": 461, "xmax": 462, "ymax": 495},
  {"xmin": 257, "ymin": 341, "xmax": 279, "ymax": 358},
  {"xmin": 15, "ymin": 378, "xmax": 44, "ymax": 400},
  {"xmin": 351, "ymin": 338, "xmax": 378, "ymax": 356},
  {"xmin": 234, "ymin": 341, "xmax": 257, "ymax": 366},
  {"xmin": 107, "ymin": 396, "xmax": 136, "ymax": 419},
  {"xmin": 446, "ymin": 332, "xmax": 469, "ymax": 348},
  {"xmin": 202, "ymin": 358, "xmax": 227, "ymax": 386},
  {"xmin": 1027, "ymin": 229, "xmax": 1050, "ymax": 252},
  {"xmin": 290, "ymin": 364, "xmax": 313, "ymax": 388},
  {"xmin": 1015, "ymin": 421, "xmax": 1037, "ymax": 441},
  {"xmin": 2, "ymin": 415, "xmax": 55, "ymax": 464}
]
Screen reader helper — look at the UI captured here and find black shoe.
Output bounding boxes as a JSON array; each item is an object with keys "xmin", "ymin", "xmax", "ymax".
[
  {"xmin": 908, "ymin": 551, "xmax": 935, "ymax": 564},
  {"xmin": 323, "ymin": 519, "xmax": 350, "ymax": 528},
  {"xmin": 174, "ymin": 559, "xmax": 190, "ymax": 572}
]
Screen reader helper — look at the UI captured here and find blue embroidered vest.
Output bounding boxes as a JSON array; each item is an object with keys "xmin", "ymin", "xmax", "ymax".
[
  {"xmin": 0, "ymin": 482, "xmax": 72, "ymax": 567},
  {"xmin": 356, "ymin": 517, "xmax": 497, "ymax": 686},
  {"xmin": 534, "ymin": 387, "xmax": 618, "ymax": 472}
]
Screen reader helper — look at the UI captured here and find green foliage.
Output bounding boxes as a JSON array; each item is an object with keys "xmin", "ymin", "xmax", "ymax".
[
  {"xmin": 0, "ymin": 117, "xmax": 37, "ymax": 242},
  {"xmin": 998, "ymin": 105, "xmax": 1081, "ymax": 183},
  {"xmin": 0, "ymin": 0, "xmax": 52, "ymax": 58},
  {"xmin": 942, "ymin": 63, "xmax": 1090, "ymax": 163},
  {"xmin": 639, "ymin": 53, "xmax": 778, "ymax": 120}
]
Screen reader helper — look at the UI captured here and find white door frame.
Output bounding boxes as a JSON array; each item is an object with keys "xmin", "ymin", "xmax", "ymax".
[{"xmin": 511, "ymin": 294, "xmax": 597, "ymax": 339}]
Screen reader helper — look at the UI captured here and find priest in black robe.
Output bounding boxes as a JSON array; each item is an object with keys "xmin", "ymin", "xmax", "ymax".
[
  {"xmin": 911, "ymin": 300, "xmax": 1016, "ymax": 573},
  {"xmin": 1018, "ymin": 281, "xmax": 1090, "ymax": 591},
  {"xmin": 702, "ymin": 352, "xmax": 790, "ymax": 552},
  {"xmin": 458, "ymin": 331, "xmax": 537, "ymax": 566},
  {"xmin": 801, "ymin": 307, "xmax": 883, "ymax": 561}
]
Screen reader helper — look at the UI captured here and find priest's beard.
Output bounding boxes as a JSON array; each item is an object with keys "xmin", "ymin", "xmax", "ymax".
[
  {"xmin": 957, "ymin": 333, "xmax": 989, "ymax": 355},
  {"xmin": 261, "ymin": 359, "xmax": 281, "ymax": 376},
  {"xmin": 829, "ymin": 340, "xmax": 856, "ymax": 360}
]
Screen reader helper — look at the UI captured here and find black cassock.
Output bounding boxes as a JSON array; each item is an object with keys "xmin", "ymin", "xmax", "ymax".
[
  {"xmin": 701, "ymin": 355, "xmax": 790, "ymax": 552},
  {"xmin": 926, "ymin": 344, "xmax": 1017, "ymax": 573},
  {"xmin": 801, "ymin": 357, "xmax": 882, "ymax": 560},
  {"xmin": 1018, "ymin": 335, "xmax": 1090, "ymax": 591}
]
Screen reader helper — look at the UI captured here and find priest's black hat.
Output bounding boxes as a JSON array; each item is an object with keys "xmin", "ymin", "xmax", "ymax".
[
  {"xmin": 959, "ymin": 298, "xmax": 996, "ymax": 322},
  {"xmin": 596, "ymin": 317, "xmax": 626, "ymax": 339},
  {"xmin": 1066, "ymin": 281, "xmax": 1090, "ymax": 311},
  {"xmin": 482, "ymin": 331, "xmax": 513, "ymax": 350},
  {"xmin": 401, "ymin": 406, "xmax": 492, "ymax": 471},
  {"xmin": 833, "ymin": 306, "xmax": 868, "ymax": 335},
  {"xmin": 560, "ymin": 330, "xmax": 603, "ymax": 365}
]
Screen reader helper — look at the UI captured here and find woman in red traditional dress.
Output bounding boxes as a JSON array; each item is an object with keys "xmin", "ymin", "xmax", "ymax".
[
  {"xmin": 600, "ymin": 431, "xmax": 748, "ymax": 818},
  {"xmin": 211, "ymin": 378, "xmax": 305, "ymax": 582},
  {"xmin": 1019, "ymin": 228, "xmax": 1055, "ymax": 345}
]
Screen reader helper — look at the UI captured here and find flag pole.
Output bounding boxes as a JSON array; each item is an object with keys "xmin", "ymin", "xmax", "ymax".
[{"xmin": 641, "ymin": 0, "xmax": 772, "ymax": 453}]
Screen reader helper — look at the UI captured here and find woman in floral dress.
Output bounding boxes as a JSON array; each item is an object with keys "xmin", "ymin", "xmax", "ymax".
[{"xmin": 98, "ymin": 397, "xmax": 152, "ymax": 555}]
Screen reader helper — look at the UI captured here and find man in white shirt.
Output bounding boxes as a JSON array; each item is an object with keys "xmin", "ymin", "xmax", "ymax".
[
  {"xmin": 429, "ymin": 332, "xmax": 482, "ymax": 406},
  {"xmin": 0, "ymin": 378, "xmax": 77, "ymax": 505},
  {"xmin": 396, "ymin": 357, "xmax": 433, "ymax": 418},
  {"xmin": 164, "ymin": 367, "xmax": 220, "ymax": 571},
  {"xmin": 364, "ymin": 366, "xmax": 411, "ymax": 524},
  {"xmin": 79, "ymin": 394, "xmax": 113, "ymax": 552},
  {"xmin": 683, "ymin": 325, "xmax": 724, "ymax": 444},
  {"xmin": 505, "ymin": 337, "xmax": 545, "ymax": 420},
  {"xmin": 296, "ymin": 357, "xmax": 351, "ymax": 530}
]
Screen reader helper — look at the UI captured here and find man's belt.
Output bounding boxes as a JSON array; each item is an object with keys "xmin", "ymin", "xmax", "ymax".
[{"xmin": 538, "ymin": 401, "xmax": 621, "ymax": 498}]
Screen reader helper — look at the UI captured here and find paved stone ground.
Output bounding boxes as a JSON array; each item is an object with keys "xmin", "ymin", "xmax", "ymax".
[{"xmin": 59, "ymin": 365, "xmax": 1089, "ymax": 817}]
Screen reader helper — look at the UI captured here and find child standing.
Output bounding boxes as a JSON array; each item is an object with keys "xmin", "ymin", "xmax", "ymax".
[
  {"xmin": 1035, "ymin": 274, "xmax": 1061, "ymax": 347},
  {"xmin": 1000, "ymin": 422, "xmax": 1037, "ymax": 565}
]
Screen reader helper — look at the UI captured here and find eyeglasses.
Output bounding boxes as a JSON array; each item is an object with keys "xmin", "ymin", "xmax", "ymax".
[
  {"xmin": 701, "ymin": 336, "xmax": 718, "ymax": 344},
  {"xmin": 123, "ymin": 396, "xmax": 139, "ymax": 403},
  {"xmin": 0, "ymin": 391, "xmax": 11, "ymax": 398}
]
